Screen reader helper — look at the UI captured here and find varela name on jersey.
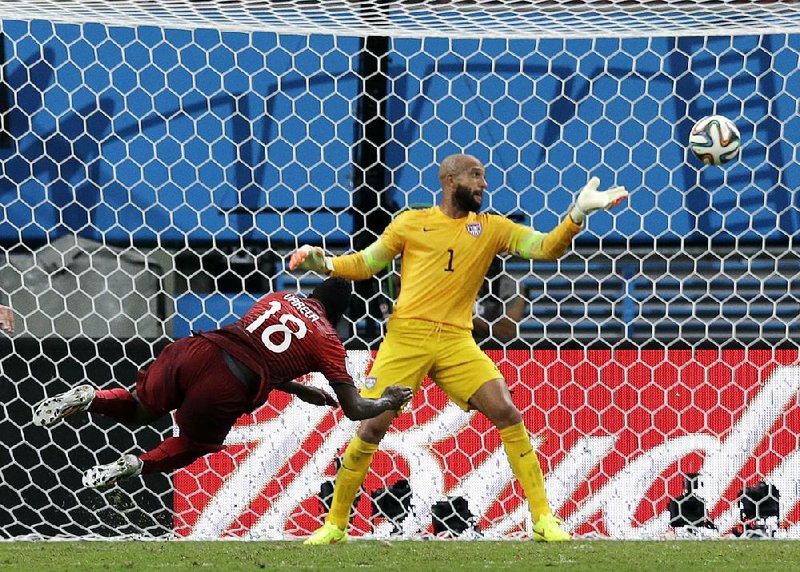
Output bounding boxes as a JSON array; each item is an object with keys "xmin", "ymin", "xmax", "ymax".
[{"xmin": 284, "ymin": 293, "xmax": 321, "ymax": 322}]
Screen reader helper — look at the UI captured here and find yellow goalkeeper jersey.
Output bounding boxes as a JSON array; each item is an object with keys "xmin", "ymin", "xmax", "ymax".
[
  {"xmin": 376, "ymin": 207, "xmax": 569, "ymax": 329},
  {"xmin": 330, "ymin": 206, "xmax": 581, "ymax": 330}
]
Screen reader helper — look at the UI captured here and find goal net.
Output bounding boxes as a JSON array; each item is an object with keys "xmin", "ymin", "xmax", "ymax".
[{"xmin": 1, "ymin": 0, "xmax": 799, "ymax": 540}]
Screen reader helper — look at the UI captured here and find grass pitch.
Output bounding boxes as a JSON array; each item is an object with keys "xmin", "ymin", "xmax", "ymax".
[{"xmin": 1, "ymin": 540, "xmax": 799, "ymax": 571}]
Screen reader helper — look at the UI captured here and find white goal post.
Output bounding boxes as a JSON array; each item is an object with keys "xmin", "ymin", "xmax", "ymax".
[{"xmin": 0, "ymin": 0, "xmax": 799, "ymax": 540}]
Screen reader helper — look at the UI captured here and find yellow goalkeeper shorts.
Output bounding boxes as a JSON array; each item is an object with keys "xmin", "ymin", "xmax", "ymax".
[{"xmin": 360, "ymin": 317, "xmax": 503, "ymax": 410}]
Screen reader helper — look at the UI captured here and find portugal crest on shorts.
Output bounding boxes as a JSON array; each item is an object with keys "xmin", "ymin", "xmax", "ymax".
[{"xmin": 466, "ymin": 222, "xmax": 482, "ymax": 237}]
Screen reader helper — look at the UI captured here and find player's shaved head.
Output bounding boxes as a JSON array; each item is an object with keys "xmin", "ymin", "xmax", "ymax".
[
  {"xmin": 439, "ymin": 154, "xmax": 482, "ymax": 183},
  {"xmin": 438, "ymin": 154, "xmax": 486, "ymax": 214}
]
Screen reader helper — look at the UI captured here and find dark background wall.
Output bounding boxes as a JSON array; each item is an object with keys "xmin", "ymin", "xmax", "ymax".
[{"xmin": 0, "ymin": 338, "xmax": 172, "ymax": 538}]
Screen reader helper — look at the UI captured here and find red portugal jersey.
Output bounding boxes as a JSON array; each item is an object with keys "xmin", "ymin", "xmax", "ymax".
[{"xmin": 200, "ymin": 292, "xmax": 354, "ymax": 407}]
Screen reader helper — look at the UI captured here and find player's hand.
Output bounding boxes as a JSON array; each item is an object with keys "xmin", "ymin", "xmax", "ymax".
[
  {"xmin": 381, "ymin": 385, "xmax": 413, "ymax": 410},
  {"xmin": 294, "ymin": 385, "xmax": 338, "ymax": 407},
  {"xmin": 570, "ymin": 177, "xmax": 628, "ymax": 224},
  {"xmin": 0, "ymin": 305, "xmax": 15, "ymax": 333},
  {"xmin": 288, "ymin": 245, "xmax": 334, "ymax": 275}
]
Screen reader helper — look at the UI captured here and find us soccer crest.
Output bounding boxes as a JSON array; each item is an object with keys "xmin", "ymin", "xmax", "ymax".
[{"xmin": 466, "ymin": 222, "xmax": 482, "ymax": 237}]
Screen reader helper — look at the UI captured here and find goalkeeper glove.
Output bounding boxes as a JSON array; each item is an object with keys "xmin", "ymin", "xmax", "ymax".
[
  {"xmin": 288, "ymin": 245, "xmax": 334, "ymax": 275},
  {"xmin": 569, "ymin": 177, "xmax": 628, "ymax": 224}
]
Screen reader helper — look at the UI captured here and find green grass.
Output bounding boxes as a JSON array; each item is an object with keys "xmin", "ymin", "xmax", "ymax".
[{"xmin": 1, "ymin": 540, "xmax": 799, "ymax": 571}]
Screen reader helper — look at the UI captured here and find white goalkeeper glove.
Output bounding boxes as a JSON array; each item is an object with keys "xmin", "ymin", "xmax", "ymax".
[
  {"xmin": 569, "ymin": 177, "xmax": 629, "ymax": 224},
  {"xmin": 288, "ymin": 245, "xmax": 334, "ymax": 275}
]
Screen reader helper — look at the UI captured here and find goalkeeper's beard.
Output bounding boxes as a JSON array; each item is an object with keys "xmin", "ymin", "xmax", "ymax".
[{"xmin": 453, "ymin": 184, "xmax": 482, "ymax": 213}]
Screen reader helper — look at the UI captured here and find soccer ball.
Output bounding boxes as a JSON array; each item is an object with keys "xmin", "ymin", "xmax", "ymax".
[{"xmin": 688, "ymin": 115, "xmax": 741, "ymax": 166}]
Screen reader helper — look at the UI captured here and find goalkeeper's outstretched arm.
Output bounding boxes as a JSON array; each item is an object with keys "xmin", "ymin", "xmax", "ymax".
[
  {"xmin": 288, "ymin": 240, "xmax": 396, "ymax": 280},
  {"xmin": 509, "ymin": 177, "xmax": 628, "ymax": 261}
]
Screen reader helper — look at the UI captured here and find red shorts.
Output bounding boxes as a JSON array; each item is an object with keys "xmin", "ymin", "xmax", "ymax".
[{"xmin": 135, "ymin": 336, "xmax": 252, "ymax": 449}]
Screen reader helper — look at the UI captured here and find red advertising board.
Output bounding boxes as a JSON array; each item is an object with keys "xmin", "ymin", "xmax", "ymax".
[{"xmin": 174, "ymin": 349, "xmax": 800, "ymax": 539}]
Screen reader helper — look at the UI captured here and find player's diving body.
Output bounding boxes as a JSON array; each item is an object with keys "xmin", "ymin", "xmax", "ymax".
[
  {"xmin": 33, "ymin": 278, "xmax": 412, "ymax": 488},
  {"xmin": 290, "ymin": 154, "xmax": 628, "ymax": 542}
]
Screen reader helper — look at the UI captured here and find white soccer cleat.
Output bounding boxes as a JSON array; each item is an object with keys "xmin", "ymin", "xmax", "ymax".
[
  {"xmin": 82, "ymin": 454, "xmax": 143, "ymax": 489},
  {"xmin": 32, "ymin": 384, "xmax": 95, "ymax": 427}
]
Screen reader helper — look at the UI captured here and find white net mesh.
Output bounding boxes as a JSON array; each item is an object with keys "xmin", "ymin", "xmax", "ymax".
[
  {"xmin": 1, "ymin": 1, "xmax": 799, "ymax": 540},
  {"xmin": 1, "ymin": 0, "xmax": 800, "ymax": 38}
]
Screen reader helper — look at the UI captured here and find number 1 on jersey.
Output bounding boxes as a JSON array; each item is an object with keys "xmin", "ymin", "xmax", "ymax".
[{"xmin": 445, "ymin": 248, "xmax": 455, "ymax": 272}]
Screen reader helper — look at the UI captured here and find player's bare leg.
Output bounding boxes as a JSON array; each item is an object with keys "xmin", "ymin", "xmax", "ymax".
[
  {"xmin": 468, "ymin": 378, "xmax": 570, "ymax": 542},
  {"xmin": 304, "ymin": 409, "xmax": 396, "ymax": 545}
]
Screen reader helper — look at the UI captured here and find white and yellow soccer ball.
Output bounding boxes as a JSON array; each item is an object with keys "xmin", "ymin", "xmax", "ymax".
[{"xmin": 689, "ymin": 115, "xmax": 741, "ymax": 166}]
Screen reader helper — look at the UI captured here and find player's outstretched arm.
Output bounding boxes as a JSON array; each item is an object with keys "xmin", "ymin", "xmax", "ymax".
[
  {"xmin": 288, "ymin": 239, "xmax": 395, "ymax": 281},
  {"xmin": 276, "ymin": 380, "xmax": 338, "ymax": 407},
  {"xmin": 0, "ymin": 304, "xmax": 15, "ymax": 333},
  {"xmin": 509, "ymin": 177, "xmax": 628, "ymax": 261},
  {"xmin": 331, "ymin": 383, "xmax": 412, "ymax": 421}
]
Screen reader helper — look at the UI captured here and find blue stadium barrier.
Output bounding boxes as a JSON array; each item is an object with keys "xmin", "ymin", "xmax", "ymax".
[
  {"xmin": 0, "ymin": 21, "xmax": 358, "ymax": 245},
  {"xmin": 173, "ymin": 293, "xmax": 260, "ymax": 338},
  {"xmin": 1, "ymin": 22, "xmax": 799, "ymax": 246},
  {"xmin": 386, "ymin": 35, "xmax": 800, "ymax": 242}
]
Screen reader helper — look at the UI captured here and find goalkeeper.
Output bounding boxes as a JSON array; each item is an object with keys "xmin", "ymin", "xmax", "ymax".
[{"xmin": 290, "ymin": 154, "xmax": 628, "ymax": 543}]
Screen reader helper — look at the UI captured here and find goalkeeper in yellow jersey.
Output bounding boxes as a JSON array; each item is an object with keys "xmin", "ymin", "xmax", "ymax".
[{"xmin": 290, "ymin": 154, "xmax": 628, "ymax": 543}]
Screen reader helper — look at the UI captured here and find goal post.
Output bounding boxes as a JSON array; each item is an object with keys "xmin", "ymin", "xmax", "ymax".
[{"xmin": 1, "ymin": 0, "xmax": 799, "ymax": 540}]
